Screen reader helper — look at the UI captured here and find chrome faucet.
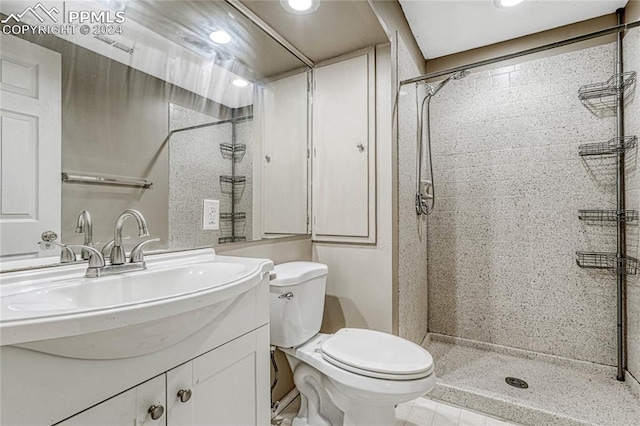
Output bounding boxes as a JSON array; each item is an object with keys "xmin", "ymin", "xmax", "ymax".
[
  {"xmin": 38, "ymin": 241, "xmax": 77, "ymax": 263},
  {"xmin": 75, "ymin": 211, "xmax": 94, "ymax": 260},
  {"xmin": 110, "ymin": 209, "xmax": 149, "ymax": 265}
]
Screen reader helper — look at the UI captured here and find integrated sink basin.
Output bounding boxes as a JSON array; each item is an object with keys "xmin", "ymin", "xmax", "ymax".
[{"xmin": 0, "ymin": 249, "xmax": 273, "ymax": 359}]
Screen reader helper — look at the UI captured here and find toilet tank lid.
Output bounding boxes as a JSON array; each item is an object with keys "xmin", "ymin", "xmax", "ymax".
[{"xmin": 271, "ymin": 262, "xmax": 328, "ymax": 287}]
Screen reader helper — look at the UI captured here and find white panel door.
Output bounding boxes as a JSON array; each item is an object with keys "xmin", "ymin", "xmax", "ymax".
[
  {"xmin": 262, "ymin": 72, "xmax": 309, "ymax": 235},
  {"xmin": 312, "ymin": 51, "xmax": 375, "ymax": 242},
  {"xmin": 167, "ymin": 327, "xmax": 270, "ymax": 426},
  {"xmin": 0, "ymin": 33, "xmax": 61, "ymax": 257},
  {"xmin": 59, "ymin": 374, "xmax": 166, "ymax": 426}
]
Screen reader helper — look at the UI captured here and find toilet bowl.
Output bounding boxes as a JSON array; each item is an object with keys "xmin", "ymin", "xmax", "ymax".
[{"xmin": 270, "ymin": 262, "xmax": 436, "ymax": 426}]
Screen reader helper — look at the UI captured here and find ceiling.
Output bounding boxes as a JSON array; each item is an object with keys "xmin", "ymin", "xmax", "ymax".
[
  {"xmin": 399, "ymin": 0, "xmax": 629, "ymax": 59},
  {"xmin": 239, "ymin": 0, "xmax": 389, "ymax": 63},
  {"xmin": 116, "ymin": 0, "xmax": 306, "ymax": 79}
]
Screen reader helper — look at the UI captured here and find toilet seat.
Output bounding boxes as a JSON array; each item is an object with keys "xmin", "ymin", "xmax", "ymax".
[{"xmin": 320, "ymin": 328, "xmax": 434, "ymax": 381}]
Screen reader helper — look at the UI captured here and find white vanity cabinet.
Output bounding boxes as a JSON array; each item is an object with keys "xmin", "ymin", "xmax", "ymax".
[
  {"xmin": 0, "ymin": 252, "xmax": 272, "ymax": 426},
  {"xmin": 312, "ymin": 49, "xmax": 376, "ymax": 243},
  {"xmin": 58, "ymin": 327, "xmax": 269, "ymax": 426},
  {"xmin": 58, "ymin": 375, "xmax": 167, "ymax": 426},
  {"xmin": 167, "ymin": 328, "xmax": 269, "ymax": 426}
]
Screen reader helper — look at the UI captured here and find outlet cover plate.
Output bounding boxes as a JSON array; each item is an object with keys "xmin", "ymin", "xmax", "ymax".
[{"xmin": 203, "ymin": 199, "xmax": 219, "ymax": 230}]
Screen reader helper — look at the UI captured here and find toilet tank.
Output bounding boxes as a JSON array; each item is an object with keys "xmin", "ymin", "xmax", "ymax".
[{"xmin": 270, "ymin": 262, "xmax": 328, "ymax": 348}]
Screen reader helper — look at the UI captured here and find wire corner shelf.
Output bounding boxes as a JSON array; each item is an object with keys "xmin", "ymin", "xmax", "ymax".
[
  {"xmin": 220, "ymin": 143, "xmax": 247, "ymax": 163},
  {"xmin": 578, "ymin": 71, "xmax": 637, "ymax": 112},
  {"xmin": 575, "ymin": 251, "xmax": 638, "ymax": 275},
  {"xmin": 218, "ymin": 236, "xmax": 246, "ymax": 244},
  {"xmin": 219, "ymin": 175, "xmax": 246, "ymax": 200},
  {"xmin": 578, "ymin": 209, "xmax": 639, "ymax": 223},
  {"xmin": 578, "ymin": 136, "xmax": 637, "ymax": 156}
]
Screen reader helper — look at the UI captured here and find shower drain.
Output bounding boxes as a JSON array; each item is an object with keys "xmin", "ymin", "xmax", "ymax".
[{"xmin": 505, "ymin": 377, "xmax": 529, "ymax": 389}]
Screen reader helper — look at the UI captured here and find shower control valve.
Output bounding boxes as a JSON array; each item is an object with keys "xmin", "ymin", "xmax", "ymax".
[{"xmin": 420, "ymin": 180, "xmax": 433, "ymax": 200}]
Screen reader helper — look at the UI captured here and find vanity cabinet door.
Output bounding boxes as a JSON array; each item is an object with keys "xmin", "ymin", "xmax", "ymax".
[
  {"xmin": 312, "ymin": 50, "xmax": 376, "ymax": 243},
  {"xmin": 166, "ymin": 326, "xmax": 270, "ymax": 426},
  {"xmin": 57, "ymin": 375, "xmax": 166, "ymax": 426}
]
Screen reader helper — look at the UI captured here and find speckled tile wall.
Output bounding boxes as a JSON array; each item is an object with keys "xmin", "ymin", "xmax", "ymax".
[
  {"xmin": 624, "ymin": 26, "xmax": 640, "ymax": 382},
  {"xmin": 168, "ymin": 104, "xmax": 253, "ymax": 249},
  {"xmin": 425, "ymin": 42, "xmax": 624, "ymax": 365},
  {"xmin": 397, "ymin": 34, "xmax": 430, "ymax": 344}
]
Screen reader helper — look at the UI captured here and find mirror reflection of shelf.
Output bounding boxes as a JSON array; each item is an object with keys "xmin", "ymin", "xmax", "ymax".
[
  {"xmin": 578, "ymin": 209, "xmax": 639, "ymax": 223},
  {"xmin": 578, "ymin": 136, "xmax": 637, "ymax": 156},
  {"xmin": 220, "ymin": 143, "xmax": 247, "ymax": 163},
  {"xmin": 575, "ymin": 251, "xmax": 638, "ymax": 275},
  {"xmin": 219, "ymin": 212, "xmax": 246, "ymax": 234},
  {"xmin": 219, "ymin": 175, "xmax": 246, "ymax": 200},
  {"xmin": 220, "ymin": 213, "xmax": 246, "ymax": 221},
  {"xmin": 578, "ymin": 71, "xmax": 637, "ymax": 113},
  {"xmin": 218, "ymin": 236, "xmax": 246, "ymax": 244}
]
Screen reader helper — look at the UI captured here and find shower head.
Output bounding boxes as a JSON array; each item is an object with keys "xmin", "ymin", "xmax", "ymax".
[
  {"xmin": 453, "ymin": 69, "xmax": 471, "ymax": 80},
  {"xmin": 427, "ymin": 69, "xmax": 471, "ymax": 97}
]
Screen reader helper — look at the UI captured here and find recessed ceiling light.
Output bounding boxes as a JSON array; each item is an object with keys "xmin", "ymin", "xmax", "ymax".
[
  {"xmin": 209, "ymin": 29, "xmax": 231, "ymax": 44},
  {"xmin": 495, "ymin": 0, "xmax": 526, "ymax": 8},
  {"xmin": 232, "ymin": 78, "xmax": 249, "ymax": 88},
  {"xmin": 280, "ymin": 0, "xmax": 321, "ymax": 15}
]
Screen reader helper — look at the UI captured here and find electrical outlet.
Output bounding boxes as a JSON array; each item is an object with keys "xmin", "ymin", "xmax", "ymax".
[{"xmin": 203, "ymin": 199, "xmax": 219, "ymax": 230}]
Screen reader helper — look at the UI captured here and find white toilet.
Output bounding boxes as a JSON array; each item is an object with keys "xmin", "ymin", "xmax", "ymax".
[{"xmin": 270, "ymin": 262, "xmax": 436, "ymax": 426}]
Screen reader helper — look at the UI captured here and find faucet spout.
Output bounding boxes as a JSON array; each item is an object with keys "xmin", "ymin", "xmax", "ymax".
[
  {"xmin": 75, "ymin": 211, "xmax": 94, "ymax": 260},
  {"xmin": 111, "ymin": 209, "xmax": 150, "ymax": 265}
]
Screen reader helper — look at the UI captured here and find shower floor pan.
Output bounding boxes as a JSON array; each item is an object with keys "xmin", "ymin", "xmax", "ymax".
[{"xmin": 424, "ymin": 333, "xmax": 640, "ymax": 426}]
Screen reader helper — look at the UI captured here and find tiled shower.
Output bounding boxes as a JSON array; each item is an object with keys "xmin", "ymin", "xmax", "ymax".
[
  {"xmin": 427, "ymin": 43, "xmax": 618, "ymax": 364},
  {"xmin": 397, "ymin": 24, "xmax": 640, "ymax": 426}
]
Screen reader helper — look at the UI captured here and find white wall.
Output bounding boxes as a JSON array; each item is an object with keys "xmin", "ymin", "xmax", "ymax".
[{"xmin": 312, "ymin": 45, "xmax": 393, "ymax": 334}]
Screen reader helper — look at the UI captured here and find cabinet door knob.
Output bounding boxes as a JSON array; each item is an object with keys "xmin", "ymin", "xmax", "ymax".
[
  {"xmin": 177, "ymin": 389, "xmax": 192, "ymax": 403},
  {"xmin": 148, "ymin": 404, "xmax": 164, "ymax": 421},
  {"xmin": 356, "ymin": 143, "xmax": 365, "ymax": 153}
]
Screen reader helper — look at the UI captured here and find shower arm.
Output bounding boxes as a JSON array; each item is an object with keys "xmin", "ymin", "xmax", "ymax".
[
  {"xmin": 415, "ymin": 70, "xmax": 469, "ymax": 216},
  {"xmin": 415, "ymin": 92, "xmax": 433, "ymax": 215}
]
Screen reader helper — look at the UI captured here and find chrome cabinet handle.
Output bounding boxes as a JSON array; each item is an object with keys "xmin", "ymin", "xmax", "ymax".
[
  {"xmin": 177, "ymin": 389, "xmax": 192, "ymax": 403},
  {"xmin": 279, "ymin": 292, "xmax": 294, "ymax": 300},
  {"xmin": 148, "ymin": 404, "xmax": 164, "ymax": 421},
  {"xmin": 357, "ymin": 143, "xmax": 365, "ymax": 153}
]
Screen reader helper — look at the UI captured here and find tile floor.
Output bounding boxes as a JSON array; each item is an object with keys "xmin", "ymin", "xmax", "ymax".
[{"xmin": 271, "ymin": 395, "xmax": 519, "ymax": 426}]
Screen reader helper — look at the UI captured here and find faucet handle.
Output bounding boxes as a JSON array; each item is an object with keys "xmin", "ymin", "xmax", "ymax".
[
  {"xmin": 101, "ymin": 239, "xmax": 115, "ymax": 258},
  {"xmin": 67, "ymin": 245, "xmax": 105, "ymax": 268},
  {"xmin": 38, "ymin": 241, "xmax": 76, "ymax": 263},
  {"xmin": 130, "ymin": 238, "xmax": 160, "ymax": 263}
]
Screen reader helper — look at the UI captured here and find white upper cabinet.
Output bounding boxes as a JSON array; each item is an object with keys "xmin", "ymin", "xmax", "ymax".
[
  {"xmin": 261, "ymin": 71, "xmax": 310, "ymax": 237},
  {"xmin": 312, "ymin": 50, "xmax": 376, "ymax": 243}
]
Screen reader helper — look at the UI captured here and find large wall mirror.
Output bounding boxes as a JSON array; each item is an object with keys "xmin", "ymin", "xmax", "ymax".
[{"xmin": 0, "ymin": 0, "xmax": 311, "ymax": 269}]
